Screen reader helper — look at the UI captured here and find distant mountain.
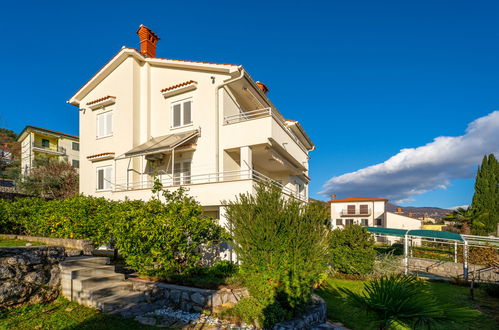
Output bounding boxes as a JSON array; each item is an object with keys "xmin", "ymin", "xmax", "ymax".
[{"xmin": 386, "ymin": 203, "xmax": 452, "ymax": 220}]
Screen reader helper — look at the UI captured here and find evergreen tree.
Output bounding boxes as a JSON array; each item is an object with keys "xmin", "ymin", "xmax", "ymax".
[{"xmin": 470, "ymin": 154, "xmax": 499, "ymax": 235}]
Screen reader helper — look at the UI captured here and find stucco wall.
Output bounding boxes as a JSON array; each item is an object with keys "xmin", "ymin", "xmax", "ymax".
[{"xmin": 408, "ymin": 257, "xmax": 499, "ymax": 282}]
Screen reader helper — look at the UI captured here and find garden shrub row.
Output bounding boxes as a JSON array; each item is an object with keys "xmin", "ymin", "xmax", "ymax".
[{"xmin": 0, "ymin": 185, "xmax": 226, "ymax": 277}]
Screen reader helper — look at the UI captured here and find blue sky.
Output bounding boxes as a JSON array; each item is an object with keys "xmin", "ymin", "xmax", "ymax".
[{"xmin": 1, "ymin": 0, "xmax": 498, "ymax": 208}]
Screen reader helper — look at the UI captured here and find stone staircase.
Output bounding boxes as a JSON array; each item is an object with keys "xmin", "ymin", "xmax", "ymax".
[{"xmin": 61, "ymin": 256, "xmax": 148, "ymax": 313}]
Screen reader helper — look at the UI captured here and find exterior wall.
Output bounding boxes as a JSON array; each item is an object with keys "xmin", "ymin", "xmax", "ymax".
[
  {"xmin": 330, "ymin": 200, "xmax": 386, "ymax": 229},
  {"xmin": 385, "ymin": 212, "xmax": 421, "ymax": 230},
  {"xmin": 408, "ymin": 257, "xmax": 499, "ymax": 282}
]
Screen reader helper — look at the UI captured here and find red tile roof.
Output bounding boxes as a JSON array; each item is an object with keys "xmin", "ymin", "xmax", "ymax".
[
  {"xmin": 161, "ymin": 80, "xmax": 197, "ymax": 93},
  {"xmin": 329, "ymin": 197, "xmax": 388, "ymax": 203},
  {"xmin": 155, "ymin": 56, "xmax": 239, "ymax": 66},
  {"xmin": 87, "ymin": 152, "xmax": 115, "ymax": 159},
  {"xmin": 86, "ymin": 95, "xmax": 116, "ymax": 106}
]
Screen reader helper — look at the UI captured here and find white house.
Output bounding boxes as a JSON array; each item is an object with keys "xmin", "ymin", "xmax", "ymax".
[
  {"xmin": 329, "ymin": 197, "xmax": 422, "ymax": 243},
  {"xmin": 68, "ymin": 25, "xmax": 314, "ymax": 222}
]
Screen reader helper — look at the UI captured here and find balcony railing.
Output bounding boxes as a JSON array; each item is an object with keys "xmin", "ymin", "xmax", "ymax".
[
  {"xmin": 223, "ymin": 107, "xmax": 309, "ymax": 153},
  {"xmin": 32, "ymin": 142, "xmax": 66, "ymax": 154},
  {"xmin": 340, "ymin": 208, "xmax": 372, "ymax": 216},
  {"xmin": 110, "ymin": 169, "xmax": 308, "ymax": 202}
]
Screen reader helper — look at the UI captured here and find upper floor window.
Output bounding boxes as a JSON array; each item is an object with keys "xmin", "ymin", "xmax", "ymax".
[
  {"xmin": 172, "ymin": 99, "xmax": 192, "ymax": 128},
  {"xmin": 360, "ymin": 204, "xmax": 368, "ymax": 214},
  {"xmin": 173, "ymin": 161, "xmax": 191, "ymax": 185},
  {"xmin": 97, "ymin": 111, "xmax": 113, "ymax": 138},
  {"xmin": 41, "ymin": 139, "xmax": 50, "ymax": 148},
  {"xmin": 347, "ymin": 204, "xmax": 355, "ymax": 215},
  {"xmin": 72, "ymin": 142, "xmax": 79, "ymax": 151},
  {"xmin": 72, "ymin": 160, "xmax": 80, "ymax": 168},
  {"xmin": 97, "ymin": 165, "xmax": 113, "ymax": 191}
]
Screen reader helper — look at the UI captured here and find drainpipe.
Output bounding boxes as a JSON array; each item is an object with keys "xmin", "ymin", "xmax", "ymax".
[{"xmin": 215, "ymin": 68, "xmax": 245, "ymax": 175}]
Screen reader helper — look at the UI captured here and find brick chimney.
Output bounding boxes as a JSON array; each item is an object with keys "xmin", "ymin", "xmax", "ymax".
[
  {"xmin": 256, "ymin": 81, "xmax": 269, "ymax": 94},
  {"xmin": 137, "ymin": 25, "xmax": 160, "ymax": 58},
  {"xmin": 330, "ymin": 194, "xmax": 336, "ymax": 200},
  {"xmin": 396, "ymin": 207, "xmax": 402, "ymax": 214},
  {"xmin": 408, "ymin": 212, "xmax": 413, "ymax": 218}
]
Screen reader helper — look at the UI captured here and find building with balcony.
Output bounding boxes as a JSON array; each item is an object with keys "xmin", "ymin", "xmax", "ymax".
[
  {"xmin": 329, "ymin": 196, "xmax": 421, "ymax": 242},
  {"xmin": 17, "ymin": 126, "xmax": 80, "ymax": 175},
  {"xmin": 67, "ymin": 25, "xmax": 314, "ymax": 221}
]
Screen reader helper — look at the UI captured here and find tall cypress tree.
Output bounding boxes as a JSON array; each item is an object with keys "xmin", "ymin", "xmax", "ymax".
[{"xmin": 470, "ymin": 154, "xmax": 499, "ymax": 235}]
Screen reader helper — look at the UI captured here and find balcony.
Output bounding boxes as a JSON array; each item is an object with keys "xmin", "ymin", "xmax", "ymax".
[
  {"xmin": 340, "ymin": 208, "xmax": 372, "ymax": 217},
  {"xmin": 221, "ymin": 108, "xmax": 309, "ymax": 166},
  {"xmin": 32, "ymin": 142, "xmax": 66, "ymax": 155},
  {"xmin": 108, "ymin": 169, "xmax": 308, "ymax": 203}
]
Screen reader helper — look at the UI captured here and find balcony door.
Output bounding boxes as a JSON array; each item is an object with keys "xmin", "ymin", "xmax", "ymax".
[{"xmin": 173, "ymin": 161, "xmax": 191, "ymax": 185}]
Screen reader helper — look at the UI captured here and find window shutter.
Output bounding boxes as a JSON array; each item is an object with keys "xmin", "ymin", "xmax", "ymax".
[
  {"xmin": 173, "ymin": 104, "xmax": 181, "ymax": 127},
  {"xmin": 183, "ymin": 101, "xmax": 192, "ymax": 125},
  {"xmin": 360, "ymin": 204, "xmax": 368, "ymax": 214},
  {"xmin": 173, "ymin": 162, "xmax": 181, "ymax": 184},
  {"xmin": 183, "ymin": 161, "xmax": 191, "ymax": 184},
  {"xmin": 97, "ymin": 169, "xmax": 104, "ymax": 190},
  {"xmin": 106, "ymin": 112, "xmax": 113, "ymax": 136},
  {"xmin": 347, "ymin": 205, "xmax": 355, "ymax": 215}
]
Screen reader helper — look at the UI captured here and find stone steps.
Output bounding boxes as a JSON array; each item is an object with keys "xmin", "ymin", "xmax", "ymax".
[{"xmin": 60, "ymin": 255, "xmax": 147, "ymax": 313}]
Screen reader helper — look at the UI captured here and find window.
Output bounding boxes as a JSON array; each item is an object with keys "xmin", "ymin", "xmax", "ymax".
[
  {"xmin": 173, "ymin": 161, "xmax": 191, "ymax": 185},
  {"xmin": 97, "ymin": 111, "xmax": 113, "ymax": 138},
  {"xmin": 171, "ymin": 99, "xmax": 193, "ymax": 128},
  {"xmin": 41, "ymin": 139, "xmax": 50, "ymax": 148},
  {"xmin": 72, "ymin": 142, "xmax": 79, "ymax": 151},
  {"xmin": 345, "ymin": 219, "xmax": 354, "ymax": 226},
  {"xmin": 72, "ymin": 160, "xmax": 80, "ymax": 168},
  {"xmin": 97, "ymin": 166, "xmax": 113, "ymax": 191},
  {"xmin": 347, "ymin": 205, "xmax": 355, "ymax": 215},
  {"xmin": 336, "ymin": 219, "xmax": 343, "ymax": 226},
  {"xmin": 360, "ymin": 204, "xmax": 369, "ymax": 214},
  {"xmin": 376, "ymin": 218, "xmax": 383, "ymax": 226},
  {"xmin": 361, "ymin": 219, "xmax": 368, "ymax": 226}
]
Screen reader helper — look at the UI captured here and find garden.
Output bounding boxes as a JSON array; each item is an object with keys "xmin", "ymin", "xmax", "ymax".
[{"xmin": 0, "ymin": 181, "xmax": 498, "ymax": 329}]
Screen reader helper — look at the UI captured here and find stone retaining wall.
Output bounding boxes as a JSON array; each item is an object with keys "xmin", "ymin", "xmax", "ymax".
[
  {"xmin": 0, "ymin": 246, "xmax": 65, "ymax": 307},
  {"xmin": 272, "ymin": 294, "xmax": 327, "ymax": 329},
  {"xmin": 129, "ymin": 278, "xmax": 249, "ymax": 313},
  {"xmin": 0, "ymin": 234, "xmax": 93, "ymax": 255},
  {"xmin": 408, "ymin": 257, "xmax": 499, "ymax": 282}
]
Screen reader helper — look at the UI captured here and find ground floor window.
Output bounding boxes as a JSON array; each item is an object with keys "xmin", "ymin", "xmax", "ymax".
[
  {"xmin": 336, "ymin": 218, "xmax": 343, "ymax": 225},
  {"xmin": 97, "ymin": 165, "xmax": 113, "ymax": 191},
  {"xmin": 345, "ymin": 219, "xmax": 354, "ymax": 226},
  {"xmin": 72, "ymin": 160, "xmax": 79, "ymax": 168},
  {"xmin": 361, "ymin": 218, "xmax": 368, "ymax": 226},
  {"xmin": 376, "ymin": 218, "xmax": 383, "ymax": 226}
]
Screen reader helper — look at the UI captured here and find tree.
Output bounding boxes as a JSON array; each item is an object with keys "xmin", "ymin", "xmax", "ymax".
[
  {"xmin": 341, "ymin": 275, "xmax": 478, "ymax": 329},
  {"xmin": 0, "ymin": 128, "xmax": 20, "ymax": 181},
  {"xmin": 442, "ymin": 207, "xmax": 472, "ymax": 234},
  {"xmin": 17, "ymin": 160, "xmax": 79, "ymax": 199},
  {"xmin": 470, "ymin": 154, "xmax": 499, "ymax": 235}
]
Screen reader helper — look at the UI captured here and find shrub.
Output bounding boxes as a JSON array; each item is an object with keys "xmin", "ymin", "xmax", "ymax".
[
  {"xmin": 329, "ymin": 225, "xmax": 376, "ymax": 275},
  {"xmin": 224, "ymin": 182, "xmax": 330, "ymax": 325},
  {"xmin": 481, "ymin": 282, "xmax": 499, "ymax": 298},
  {"xmin": 341, "ymin": 274, "xmax": 479, "ymax": 329},
  {"xmin": 371, "ymin": 251, "xmax": 403, "ymax": 278},
  {"xmin": 222, "ymin": 296, "xmax": 291, "ymax": 328},
  {"xmin": 111, "ymin": 186, "xmax": 226, "ymax": 276}
]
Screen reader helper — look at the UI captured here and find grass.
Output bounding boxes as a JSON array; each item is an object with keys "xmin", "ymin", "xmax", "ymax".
[
  {"xmin": 0, "ymin": 238, "xmax": 44, "ymax": 247},
  {"xmin": 317, "ymin": 277, "xmax": 499, "ymax": 330},
  {"xmin": 0, "ymin": 297, "xmax": 157, "ymax": 330}
]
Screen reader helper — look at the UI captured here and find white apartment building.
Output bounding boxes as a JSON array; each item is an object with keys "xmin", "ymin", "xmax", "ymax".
[
  {"xmin": 17, "ymin": 126, "xmax": 80, "ymax": 175},
  {"xmin": 329, "ymin": 197, "xmax": 421, "ymax": 243},
  {"xmin": 68, "ymin": 25, "xmax": 314, "ymax": 220}
]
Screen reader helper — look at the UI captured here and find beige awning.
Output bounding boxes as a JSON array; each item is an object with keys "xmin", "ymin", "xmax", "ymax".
[{"xmin": 124, "ymin": 129, "xmax": 199, "ymax": 158}]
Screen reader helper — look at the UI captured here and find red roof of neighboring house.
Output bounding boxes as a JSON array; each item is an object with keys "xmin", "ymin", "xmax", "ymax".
[
  {"xmin": 87, "ymin": 152, "xmax": 115, "ymax": 159},
  {"xmin": 161, "ymin": 80, "xmax": 196, "ymax": 93},
  {"xmin": 329, "ymin": 197, "xmax": 388, "ymax": 203},
  {"xmin": 86, "ymin": 95, "xmax": 116, "ymax": 106}
]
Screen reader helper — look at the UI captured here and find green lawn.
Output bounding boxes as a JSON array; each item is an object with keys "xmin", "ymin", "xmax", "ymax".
[
  {"xmin": 0, "ymin": 238, "xmax": 44, "ymax": 247},
  {"xmin": 0, "ymin": 297, "xmax": 156, "ymax": 330},
  {"xmin": 317, "ymin": 277, "xmax": 499, "ymax": 330}
]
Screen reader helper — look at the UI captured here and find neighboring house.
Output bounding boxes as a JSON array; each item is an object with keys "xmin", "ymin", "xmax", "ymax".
[
  {"xmin": 329, "ymin": 197, "xmax": 422, "ymax": 243},
  {"xmin": 67, "ymin": 25, "xmax": 314, "ymax": 221},
  {"xmin": 0, "ymin": 145, "xmax": 12, "ymax": 164},
  {"xmin": 17, "ymin": 126, "xmax": 80, "ymax": 175}
]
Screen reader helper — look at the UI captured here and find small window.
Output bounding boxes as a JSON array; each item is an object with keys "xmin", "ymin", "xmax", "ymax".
[
  {"xmin": 72, "ymin": 142, "xmax": 79, "ymax": 151},
  {"xmin": 347, "ymin": 205, "xmax": 356, "ymax": 215},
  {"xmin": 360, "ymin": 204, "xmax": 369, "ymax": 214},
  {"xmin": 97, "ymin": 111, "xmax": 113, "ymax": 138},
  {"xmin": 171, "ymin": 99, "xmax": 193, "ymax": 128},
  {"xmin": 345, "ymin": 219, "xmax": 354, "ymax": 226},
  {"xmin": 336, "ymin": 219, "xmax": 343, "ymax": 226},
  {"xmin": 41, "ymin": 139, "xmax": 50, "ymax": 148},
  {"xmin": 361, "ymin": 219, "xmax": 368, "ymax": 226},
  {"xmin": 72, "ymin": 160, "xmax": 79, "ymax": 168},
  {"xmin": 97, "ymin": 166, "xmax": 113, "ymax": 191},
  {"xmin": 376, "ymin": 218, "xmax": 383, "ymax": 226}
]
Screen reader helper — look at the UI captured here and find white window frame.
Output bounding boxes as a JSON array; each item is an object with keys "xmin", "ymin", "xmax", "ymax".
[
  {"xmin": 96, "ymin": 165, "xmax": 113, "ymax": 191},
  {"xmin": 96, "ymin": 110, "xmax": 113, "ymax": 139},
  {"xmin": 173, "ymin": 160, "xmax": 192, "ymax": 185},
  {"xmin": 171, "ymin": 98, "xmax": 193, "ymax": 129}
]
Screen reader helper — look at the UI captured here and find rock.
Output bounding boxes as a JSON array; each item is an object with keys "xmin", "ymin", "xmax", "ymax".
[
  {"xmin": 191, "ymin": 292, "xmax": 206, "ymax": 305},
  {"xmin": 0, "ymin": 265, "xmax": 14, "ymax": 280},
  {"xmin": 135, "ymin": 316, "xmax": 157, "ymax": 326},
  {"xmin": 25, "ymin": 243, "xmax": 33, "ymax": 247},
  {"xmin": 25, "ymin": 271, "xmax": 46, "ymax": 285}
]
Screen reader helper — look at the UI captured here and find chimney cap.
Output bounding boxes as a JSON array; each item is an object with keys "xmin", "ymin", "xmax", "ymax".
[{"xmin": 137, "ymin": 24, "xmax": 160, "ymax": 40}]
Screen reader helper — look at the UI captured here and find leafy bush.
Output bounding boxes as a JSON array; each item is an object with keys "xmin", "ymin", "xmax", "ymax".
[
  {"xmin": 224, "ymin": 182, "xmax": 330, "ymax": 325},
  {"xmin": 481, "ymin": 282, "xmax": 499, "ymax": 298},
  {"xmin": 111, "ymin": 186, "xmax": 226, "ymax": 277},
  {"xmin": 221, "ymin": 296, "xmax": 291, "ymax": 328},
  {"xmin": 341, "ymin": 274, "xmax": 479, "ymax": 329},
  {"xmin": 371, "ymin": 251, "xmax": 403, "ymax": 278},
  {"xmin": 329, "ymin": 225, "xmax": 376, "ymax": 274}
]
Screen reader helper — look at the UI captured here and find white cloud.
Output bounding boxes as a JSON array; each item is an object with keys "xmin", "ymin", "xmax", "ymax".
[
  {"xmin": 449, "ymin": 205, "xmax": 469, "ymax": 210},
  {"xmin": 321, "ymin": 111, "xmax": 499, "ymax": 203}
]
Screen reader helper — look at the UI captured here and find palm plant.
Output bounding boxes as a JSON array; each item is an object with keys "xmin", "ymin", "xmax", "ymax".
[{"xmin": 340, "ymin": 275, "xmax": 477, "ymax": 329}]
